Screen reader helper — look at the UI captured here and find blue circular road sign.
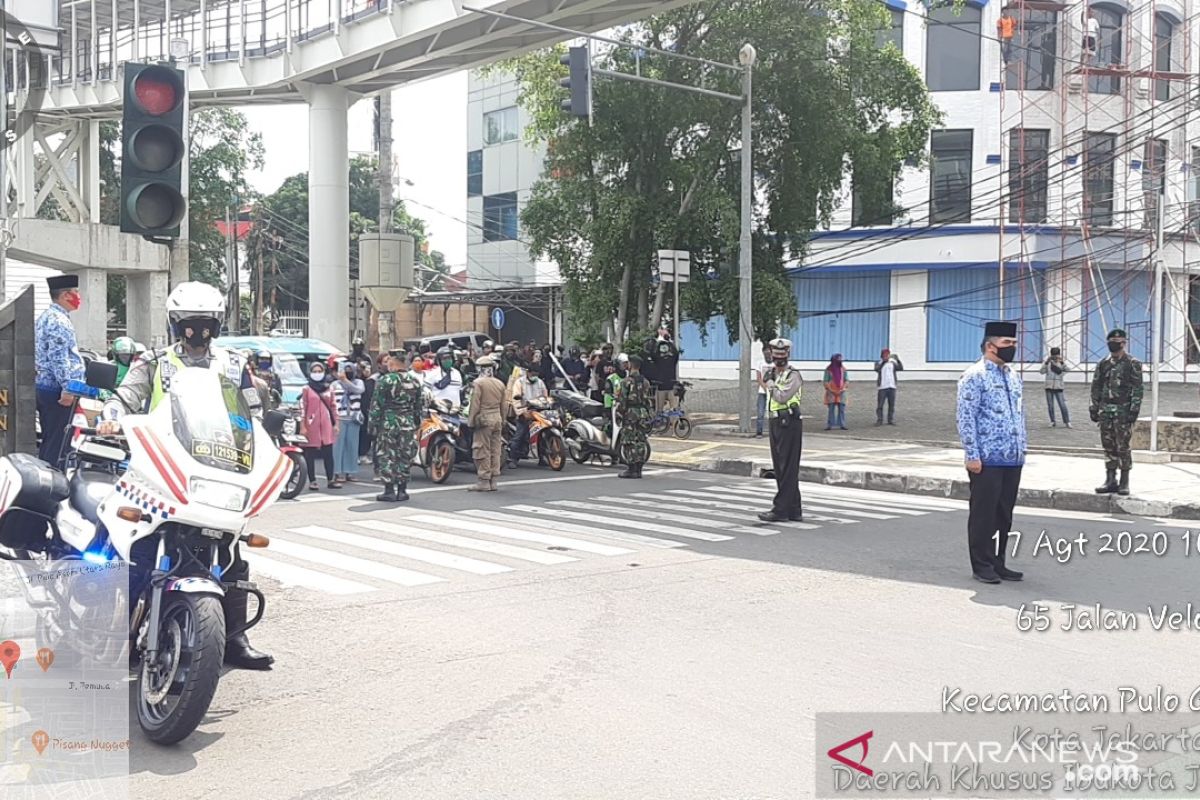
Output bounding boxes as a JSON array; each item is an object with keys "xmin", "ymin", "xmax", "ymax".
[{"xmin": 491, "ymin": 307, "xmax": 506, "ymax": 330}]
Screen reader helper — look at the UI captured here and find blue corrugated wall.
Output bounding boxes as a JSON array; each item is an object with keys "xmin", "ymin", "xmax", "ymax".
[
  {"xmin": 1083, "ymin": 268, "xmax": 1156, "ymax": 363},
  {"xmin": 782, "ymin": 271, "xmax": 892, "ymax": 361},
  {"xmin": 927, "ymin": 268, "xmax": 1045, "ymax": 362},
  {"xmin": 678, "ymin": 316, "xmax": 742, "ymax": 360}
]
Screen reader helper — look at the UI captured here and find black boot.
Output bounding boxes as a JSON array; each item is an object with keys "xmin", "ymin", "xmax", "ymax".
[
  {"xmin": 634, "ymin": 463, "xmax": 644, "ymax": 478},
  {"xmin": 618, "ymin": 465, "xmax": 635, "ymax": 478},
  {"xmin": 1095, "ymin": 469, "xmax": 1118, "ymax": 494},
  {"xmin": 223, "ymin": 590, "xmax": 273, "ymax": 671},
  {"xmin": 395, "ymin": 481, "xmax": 410, "ymax": 502},
  {"xmin": 1117, "ymin": 468, "xmax": 1130, "ymax": 496},
  {"xmin": 376, "ymin": 483, "xmax": 398, "ymax": 502}
]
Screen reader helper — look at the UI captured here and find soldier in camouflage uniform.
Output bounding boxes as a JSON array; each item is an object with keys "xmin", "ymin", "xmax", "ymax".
[
  {"xmin": 369, "ymin": 350, "xmax": 424, "ymax": 502},
  {"xmin": 1090, "ymin": 328, "xmax": 1143, "ymax": 496},
  {"xmin": 615, "ymin": 354, "xmax": 653, "ymax": 479}
]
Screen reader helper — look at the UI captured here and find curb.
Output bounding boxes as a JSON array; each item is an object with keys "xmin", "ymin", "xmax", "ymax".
[{"xmin": 656, "ymin": 455, "xmax": 1194, "ymax": 520}]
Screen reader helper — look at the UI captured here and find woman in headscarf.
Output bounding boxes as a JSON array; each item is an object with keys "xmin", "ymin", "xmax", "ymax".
[
  {"xmin": 299, "ymin": 362, "xmax": 342, "ymax": 490},
  {"xmin": 823, "ymin": 354, "xmax": 849, "ymax": 430}
]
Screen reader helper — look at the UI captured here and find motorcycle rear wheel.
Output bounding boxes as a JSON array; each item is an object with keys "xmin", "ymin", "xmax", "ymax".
[
  {"xmin": 136, "ymin": 593, "xmax": 225, "ymax": 746},
  {"xmin": 541, "ymin": 434, "xmax": 566, "ymax": 471},
  {"xmin": 279, "ymin": 452, "xmax": 305, "ymax": 500}
]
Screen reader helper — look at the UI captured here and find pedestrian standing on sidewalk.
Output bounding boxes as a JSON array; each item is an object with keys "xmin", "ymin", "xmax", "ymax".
[
  {"xmin": 1038, "ymin": 347, "xmax": 1072, "ymax": 428},
  {"xmin": 467, "ymin": 355, "xmax": 508, "ymax": 492},
  {"xmin": 369, "ymin": 350, "xmax": 424, "ymax": 503},
  {"xmin": 35, "ymin": 274, "xmax": 85, "ymax": 467},
  {"xmin": 956, "ymin": 321, "xmax": 1026, "ymax": 585},
  {"xmin": 758, "ymin": 338, "xmax": 804, "ymax": 523},
  {"xmin": 1090, "ymin": 329, "xmax": 1143, "ymax": 496},
  {"xmin": 823, "ymin": 354, "xmax": 849, "ymax": 430},
  {"xmin": 299, "ymin": 362, "xmax": 342, "ymax": 491},
  {"xmin": 874, "ymin": 348, "xmax": 903, "ymax": 426},
  {"xmin": 755, "ymin": 344, "xmax": 772, "ymax": 438},
  {"xmin": 334, "ymin": 362, "xmax": 365, "ymax": 483}
]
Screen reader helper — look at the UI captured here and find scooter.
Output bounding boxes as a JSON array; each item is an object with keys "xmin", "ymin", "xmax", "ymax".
[
  {"xmin": 0, "ymin": 361, "xmax": 289, "ymax": 745},
  {"xmin": 552, "ymin": 389, "xmax": 648, "ymax": 467},
  {"xmin": 417, "ymin": 397, "xmax": 473, "ymax": 484},
  {"xmin": 504, "ymin": 397, "xmax": 566, "ymax": 471},
  {"xmin": 269, "ymin": 408, "xmax": 307, "ymax": 500}
]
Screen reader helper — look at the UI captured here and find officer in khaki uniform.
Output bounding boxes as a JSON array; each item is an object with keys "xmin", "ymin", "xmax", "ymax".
[
  {"xmin": 467, "ymin": 355, "xmax": 509, "ymax": 492},
  {"xmin": 1090, "ymin": 328, "xmax": 1143, "ymax": 496},
  {"xmin": 759, "ymin": 338, "xmax": 804, "ymax": 523}
]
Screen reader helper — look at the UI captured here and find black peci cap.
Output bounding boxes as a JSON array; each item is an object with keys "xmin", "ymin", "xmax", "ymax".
[
  {"xmin": 47, "ymin": 274, "xmax": 79, "ymax": 293},
  {"xmin": 984, "ymin": 321, "xmax": 1017, "ymax": 338}
]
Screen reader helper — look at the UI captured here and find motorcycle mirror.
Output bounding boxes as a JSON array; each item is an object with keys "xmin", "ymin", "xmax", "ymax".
[
  {"xmin": 85, "ymin": 360, "xmax": 119, "ymax": 392},
  {"xmin": 262, "ymin": 410, "xmax": 288, "ymax": 437}
]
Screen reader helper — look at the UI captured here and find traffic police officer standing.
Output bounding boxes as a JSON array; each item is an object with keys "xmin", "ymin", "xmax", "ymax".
[
  {"xmin": 1090, "ymin": 328, "xmax": 1143, "ymax": 496},
  {"xmin": 758, "ymin": 338, "xmax": 804, "ymax": 523}
]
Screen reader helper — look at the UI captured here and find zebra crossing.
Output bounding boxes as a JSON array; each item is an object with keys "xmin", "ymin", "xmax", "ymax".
[{"xmin": 245, "ymin": 482, "xmax": 963, "ymax": 597}]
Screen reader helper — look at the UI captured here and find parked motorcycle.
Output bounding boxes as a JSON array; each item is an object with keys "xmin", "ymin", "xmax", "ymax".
[
  {"xmin": 504, "ymin": 397, "xmax": 566, "ymax": 471},
  {"xmin": 417, "ymin": 397, "xmax": 473, "ymax": 484},
  {"xmin": 0, "ymin": 361, "xmax": 289, "ymax": 745},
  {"xmin": 268, "ymin": 405, "xmax": 306, "ymax": 500},
  {"xmin": 552, "ymin": 389, "xmax": 646, "ymax": 467}
]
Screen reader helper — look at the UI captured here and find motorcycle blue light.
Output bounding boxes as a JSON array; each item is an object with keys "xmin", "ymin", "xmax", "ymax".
[{"xmin": 82, "ymin": 551, "xmax": 109, "ymax": 564}]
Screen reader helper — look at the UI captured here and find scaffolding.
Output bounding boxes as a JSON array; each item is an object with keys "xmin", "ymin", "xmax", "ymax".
[{"xmin": 998, "ymin": 0, "xmax": 1200, "ymax": 381}]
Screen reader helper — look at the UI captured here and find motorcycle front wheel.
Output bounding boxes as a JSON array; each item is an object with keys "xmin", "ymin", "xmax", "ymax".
[
  {"xmin": 136, "ymin": 593, "xmax": 225, "ymax": 746},
  {"xmin": 279, "ymin": 452, "xmax": 305, "ymax": 500},
  {"xmin": 541, "ymin": 433, "xmax": 566, "ymax": 471},
  {"xmin": 429, "ymin": 438, "xmax": 455, "ymax": 484}
]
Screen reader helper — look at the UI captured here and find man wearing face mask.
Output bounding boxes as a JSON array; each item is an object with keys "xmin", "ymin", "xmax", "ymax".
[
  {"xmin": 424, "ymin": 346, "xmax": 464, "ymax": 409},
  {"xmin": 35, "ymin": 274, "xmax": 86, "ymax": 467},
  {"xmin": 506, "ymin": 364, "xmax": 549, "ymax": 469},
  {"xmin": 955, "ymin": 321, "xmax": 1027, "ymax": 585},
  {"xmin": 1090, "ymin": 328, "xmax": 1143, "ymax": 496},
  {"xmin": 758, "ymin": 338, "xmax": 804, "ymax": 523}
]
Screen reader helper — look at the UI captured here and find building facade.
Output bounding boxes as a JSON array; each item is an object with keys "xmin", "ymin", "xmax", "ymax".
[{"xmin": 682, "ymin": 0, "xmax": 1200, "ymax": 382}]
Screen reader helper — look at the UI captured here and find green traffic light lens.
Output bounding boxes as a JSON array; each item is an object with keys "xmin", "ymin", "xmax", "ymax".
[{"xmin": 129, "ymin": 183, "xmax": 186, "ymax": 231}]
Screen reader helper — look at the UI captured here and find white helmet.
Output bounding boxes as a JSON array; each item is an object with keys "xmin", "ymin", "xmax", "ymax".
[
  {"xmin": 615, "ymin": 352, "xmax": 630, "ymax": 367},
  {"xmin": 167, "ymin": 281, "xmax": 226, "ymax": 339}
]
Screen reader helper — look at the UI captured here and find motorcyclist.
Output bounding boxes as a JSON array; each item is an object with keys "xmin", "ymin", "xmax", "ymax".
[
  {"xmin": 563, "ymin": 346, "xmax": 588, "ymax": 391},
  {"xmin": 255, "ymin": 349, "xmax": 283, "ymax": 407},
  {"xmin": 423, "ymin": 346, "xmax": 464, "ymax": 409},
  {"xmin": 506, "ymin": 365, "xmax": 550, "ymax": 468},
  {"xmin": 97, "ymin": 282, "xmax": 274, "ymax": 671},
  {"xmin": 604, "ymin": 353, "xmax": 628, "ymax": 410},
  {"xmin": 111, "ymin": 336, "xmax": 139, "ymax": 385}
]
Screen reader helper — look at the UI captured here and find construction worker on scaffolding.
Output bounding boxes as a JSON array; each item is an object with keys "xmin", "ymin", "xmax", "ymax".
[
  {"xmin": 1082, "ymin": 7, "xmax": 1099, "ymax": 62},
  {"xmin": 996, "ymin": 10, "xmax": 1017, "ymax": 64}
]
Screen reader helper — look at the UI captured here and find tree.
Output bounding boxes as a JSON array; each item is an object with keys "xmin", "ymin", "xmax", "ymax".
[
  {"xmin": 496, "ymin": 0, "xmax": 941, "ymax": 344},
  {"xmin": 246, "ymin": 155, "xmax": 447, "ymax": 315}
]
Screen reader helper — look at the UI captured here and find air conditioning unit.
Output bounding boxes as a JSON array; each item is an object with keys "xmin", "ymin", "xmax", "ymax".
[
  {"xmin": 1135, "ymin": 77, "xmax": 1151, "ymax": 98},
  {"xmin": 1067, "ymin": 74, "xmax": 1083, "ymax": 94}
]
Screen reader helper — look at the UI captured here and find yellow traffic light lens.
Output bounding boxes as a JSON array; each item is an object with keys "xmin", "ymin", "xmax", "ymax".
[{"xmin": 128, "ymin": 124, "xmax": 183, "ymax": 172}]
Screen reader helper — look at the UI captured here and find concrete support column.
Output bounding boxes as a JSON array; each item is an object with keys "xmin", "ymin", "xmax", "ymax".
[
  {"xmin": 68, "ymin": 268, "xmax": 108, "ymax": 351},
  {"xmin": 303, "ymin": 83, "xmax": 350, "ymax": 349},
  {"xmin": 890, "ymin": 270, "xmax": 928, "ymax": 370},
  {"xmin": 14, "ymin": 113, "xmax": 36, "ymax": 218},
  {"xmin": 80, "ymin": 120, "xmax": 102, "ymax": 224},
  {"xmin": 126, "ymin": 272, "xmax": 170, "ymax": 349}
]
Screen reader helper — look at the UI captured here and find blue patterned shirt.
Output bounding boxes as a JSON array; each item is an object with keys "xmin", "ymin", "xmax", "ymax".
[
  {"xmin": 34, "ymin": 303, "xmax": 84, "ymax": 392},
  {"xmin": 956, "ymin": 358, "xmax": 1027, "ymax": 467}
]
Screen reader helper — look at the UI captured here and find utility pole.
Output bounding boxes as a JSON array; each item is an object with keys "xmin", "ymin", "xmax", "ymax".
[
  {"xmin": 1150, "ymin": 186, "xmax": 1165, "ymax": 452},
  {"xmin": 375, "ymin": 92, "xmax": 396, "ymax": 350},
  {"xmin": 737, "ymin": 44, "xmax": 757, "ymax": 434}
]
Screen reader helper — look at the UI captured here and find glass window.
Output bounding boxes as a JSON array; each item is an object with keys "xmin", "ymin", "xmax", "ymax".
[
  {"xmin": 1154, "ymin": 13, "xmax": 1176, "ymax": 101},
  {"xmin": 851, "ymin": 166, "xmax": 896, "ymax": 227},
  {"xmin": 1083, "ymin": 131, "xmax": 1116, "ymax": 227},
  {"xmin": 1088, "ymin": 5, "xmax": 1124, "ymax": 95},
  {"xmin": 930, "ymin": 129, "xmax": 973, "ymax": 223},
  {"xmin": 876, "ymin": 8, "xmax": 904, "ymax": 52},
  {"xmin": 1008, "ymin": 128, "xmax": 1049, "ymax": 223},
  {"xmin": 482, "ymin": 193, "xmax": 519, "ymax": 242},
  {"xmin": 1188, "ymin": 275, "xmax": 1200, "ymax": 364},
  {"xmin": 1003, "ymin": 10, "xmax": 1056, "ymax": 91},
  {"xmin": 467, "ymin": 149, "xmax": 482, "ymax": 197},
  {"xmin": 926, "ymin": 4, "xmax": 981, "ymax": 91},
  {"xmin": 483, "ymin": 106, "xmax": 519, "ymax": 146},
  {"xmin": 1143, "ymin": 139, "xmax": 1167, "ymax": 230},
  {"xmin": 1191, "ymin": 147, "xmax": 1200, "ymax": 235}
]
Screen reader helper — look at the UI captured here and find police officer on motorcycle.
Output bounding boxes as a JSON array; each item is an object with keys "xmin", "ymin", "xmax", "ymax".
[{"xmin": 98, "ymin": 282, "xmax": 274, "ymax": 671}]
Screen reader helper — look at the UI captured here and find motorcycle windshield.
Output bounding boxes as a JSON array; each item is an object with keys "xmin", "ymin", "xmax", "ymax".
[{"xmin": 169, "ymin": 368, "xmax": 255, "ymax": 474}]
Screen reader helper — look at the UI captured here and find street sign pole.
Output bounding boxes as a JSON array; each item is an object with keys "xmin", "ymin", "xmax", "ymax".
[{"xmin": 738, "ymin": 45, "xmax": 757, "ymax": 434}]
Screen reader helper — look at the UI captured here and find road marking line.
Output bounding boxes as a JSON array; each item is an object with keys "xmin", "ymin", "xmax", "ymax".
[
  {"xmin": 588, "ymin": 494, "xmax": 817, "ymax": 530},
  {"xmin": 464, "ymin": 509, "xmax": 685, "ymax": 549},
  {"xmin": 717, "ymin": 483, "xmax": 929, "ymax": 515},
  {"xmin": 550, "ymin": 499, "xmax": 778, "ymax": 536},
  {"xmin": 407, "ymin": 513, "xmax": 632, "ymax": 556},
  {"xmin": 652, "ymin": 490, "xmax": 859, "ymax": 525},
  {"xmin": 263, "ymin": 538, "xmax": 445, "ymax": 587},
  {"xmin": 705, "ymin": 487, "xmax": 901, "ymax": 519},
  {"xmin": 351, "ymin": 519, "xmax": 578, "ymax": 565},
  {"xmin": 288, "ymin": 525, "xmax": 513, "ymax": 575},
  {"xmin": 243, "ymin": 552, "xmax": 375, "ymax": 595},
  {"xmin": 503, "ymin": 504, "xmax": 734, "ymax": 542},
  {"xmin": 792, "ymin": 483, "xmax": 965, "ymax": 510}
]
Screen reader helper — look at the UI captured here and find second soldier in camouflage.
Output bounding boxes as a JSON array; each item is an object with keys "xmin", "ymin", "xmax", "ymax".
[
  {"xmin": 369, "ymin": 350, "xmax": 425, "ymax": 502},
  {"xmin": 1089, "ymin": 328, "xmax": 1143, "ymax": 496}
]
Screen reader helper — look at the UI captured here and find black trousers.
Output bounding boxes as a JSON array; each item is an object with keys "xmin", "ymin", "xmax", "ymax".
[
  {"xmin": 303, "ymin": 444, "xmax": 335, "ymax": 483},
  {"xmin": 769, "ymin": 415, "xmax": 803, "ymax": 517},
  {"xmin": 37, "ymin": 389, "xmax": 72, "ymax": 468},
  {"xmin": 875, "ymin": 388, "xmax": 896, "ymax": 423},
  {"xmin": 967, "ymin": 466, "xmax": 1022, "ymax": 575}
]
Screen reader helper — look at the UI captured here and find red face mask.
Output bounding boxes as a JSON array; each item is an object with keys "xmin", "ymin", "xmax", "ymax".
[{"xmin": 62, "ymin": 291, "xmax": 82, "ymax": 311}]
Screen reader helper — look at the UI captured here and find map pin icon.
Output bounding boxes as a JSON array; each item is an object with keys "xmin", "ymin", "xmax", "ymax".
[
  {"xmin": 0, "ymin": 641, "xmax": 19, "ymax": 678},
  {"xmin": 36, "ymin": 648, "xmax": 53, "ymax": 672},
  {"xmin": 31, "ymin": 730, "xmax": 48, "ymax": 756}
]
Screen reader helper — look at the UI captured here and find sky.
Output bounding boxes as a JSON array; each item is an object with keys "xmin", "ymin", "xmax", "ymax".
[{"xmin": 240, "ymin": 71, "xmax": 469, "ymax": 270}]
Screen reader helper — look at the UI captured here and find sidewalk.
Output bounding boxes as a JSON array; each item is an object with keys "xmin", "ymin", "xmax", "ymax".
[{"xmin": 649, "ymin": 429, "xmax": 1200, "ymax": 520}]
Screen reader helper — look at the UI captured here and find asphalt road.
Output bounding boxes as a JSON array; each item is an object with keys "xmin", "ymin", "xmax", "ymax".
[{"xmin": 129, "ymin": 466, "xmax": 1200, "ymax": 799}]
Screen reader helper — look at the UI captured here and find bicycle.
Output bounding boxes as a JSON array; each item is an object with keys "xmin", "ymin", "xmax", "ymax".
[{"xmin": 649, "ymin": 381, "xmax": 692, "ymax": 440}]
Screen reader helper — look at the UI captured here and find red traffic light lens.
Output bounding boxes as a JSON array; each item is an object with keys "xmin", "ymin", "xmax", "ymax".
[
  {"xmin": 128, "ymin": 125, "xmax": 183, "ymax": 172},
  {"xmin": 132, "ymin": 69, "xmax": 181, "ymax": 115}
]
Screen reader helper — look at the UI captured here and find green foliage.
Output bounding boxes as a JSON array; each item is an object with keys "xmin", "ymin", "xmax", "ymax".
[
  {"xmin": 498, "ymin": 0, "xmax": 940, "ymax": 345},
  {"xmin": 246, "ymin": 155, "xmax": 447, "ymax": 314}
]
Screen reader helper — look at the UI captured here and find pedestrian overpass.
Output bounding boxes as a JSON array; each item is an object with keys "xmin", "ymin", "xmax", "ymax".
[{"xmin": 8, "ymin": 0, "xmax": 696, "ymax": 348}]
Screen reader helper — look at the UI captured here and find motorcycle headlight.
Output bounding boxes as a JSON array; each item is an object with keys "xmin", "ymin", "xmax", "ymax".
[
  {"xmin": 283, "ymin": 417, "xmax": 297, "ymax": 436},
  {"xmin": 189, "ymin": 478, "xmax": 249, "ymax": 512}
]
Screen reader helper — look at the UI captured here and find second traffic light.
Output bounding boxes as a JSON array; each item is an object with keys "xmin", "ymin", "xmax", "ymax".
[
  {"xmin": 121, "ymin": 62, "xmax": 188, "ymax": 238},
  {"xmin": 559, "ymin": 46, "xmax": 591, "ymax": 118}
]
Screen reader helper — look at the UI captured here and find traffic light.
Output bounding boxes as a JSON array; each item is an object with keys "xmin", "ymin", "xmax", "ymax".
[
  {"xmin": 559, "ymin": 46, "xmax": 591, "ymax": 118},
  {"xmin": 120, "ymin": 63, "xmax": 187, "ymax": 237}
]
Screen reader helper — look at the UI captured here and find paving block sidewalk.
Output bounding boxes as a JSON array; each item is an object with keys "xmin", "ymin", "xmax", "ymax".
[{"xmin": 649, "ymin": 431, "xmax": 1200, "ymax": 520}]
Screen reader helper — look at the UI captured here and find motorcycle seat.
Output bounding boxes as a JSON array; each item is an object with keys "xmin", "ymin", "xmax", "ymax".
[
  {"xmin": 70, "ymin": 469, "xmax": 116, "ymax": 523},
  {"xmin": 587, "ymin": 416, "xmax": 606, "ymax": 428}
]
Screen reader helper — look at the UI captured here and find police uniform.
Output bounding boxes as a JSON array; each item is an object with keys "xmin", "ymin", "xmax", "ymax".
[
  {"xmin": 1090, "ymin": 328, "xmax": 1143, "ymax": 496},
  {"xmin": 616, "ymin": 358, "xmax": 653, "ymax": 478},
  {"xmin": 368, "ymin": 357, "xmax": 423, "ymax": 501},
  {"xmin": 759, "ymin": 340, "xmax": 804, "ymax": 522}
]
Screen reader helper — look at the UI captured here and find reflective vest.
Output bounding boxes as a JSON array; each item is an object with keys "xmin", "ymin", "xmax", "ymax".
[
  {"xmin": 767, "ymin": 367, "xmax": 803, "ymax": 413},
  {"xmin": 150, "ymin": 346, "xmax": 245, "ymax": 411}
]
